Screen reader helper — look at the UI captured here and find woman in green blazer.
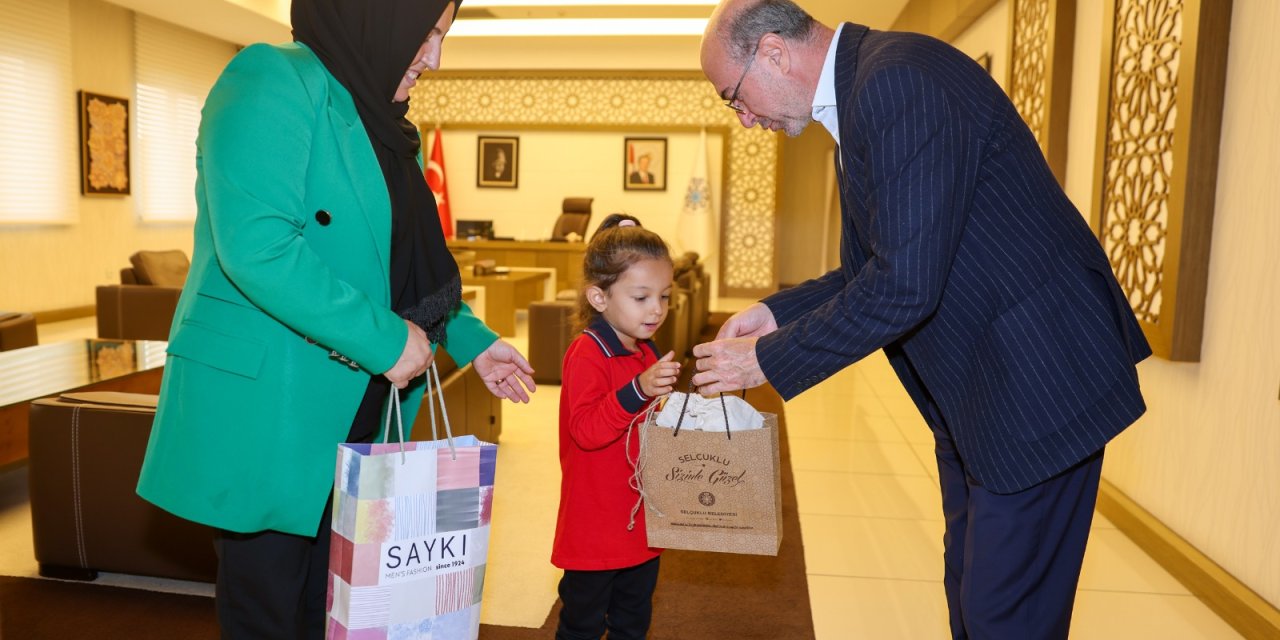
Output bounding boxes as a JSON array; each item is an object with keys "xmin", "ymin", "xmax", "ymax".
[{"xmin": 136, "ymin": 1, "xmax": 532, "ymax": 636}]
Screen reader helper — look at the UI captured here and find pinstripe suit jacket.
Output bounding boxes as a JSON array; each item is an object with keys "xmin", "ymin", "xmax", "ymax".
[{"xmin": 756, "ymin": 24, "xmax": 1151, "ymax": 493}]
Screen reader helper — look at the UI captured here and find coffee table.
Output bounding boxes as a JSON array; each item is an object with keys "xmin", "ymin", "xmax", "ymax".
[{"xmin": 0, "ymin": 339, "xmax": 167, "ymax": 467}]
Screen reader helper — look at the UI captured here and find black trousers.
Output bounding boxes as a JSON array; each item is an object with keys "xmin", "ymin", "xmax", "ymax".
[
  {"xmin": 933, "ymin": 418, "xmax": 1103, "ymax": 640},
  {"xmin": 212, "ymin": 377, "xmax": 389, "ymax": 639},
  {"xmin": 557, "ymin": 557, "xmax": 661, "ymax": 640}
]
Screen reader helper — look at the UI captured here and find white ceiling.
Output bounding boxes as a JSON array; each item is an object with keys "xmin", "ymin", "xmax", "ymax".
[{"xmin": 103, "ymin": 0, "xmax": 910, "ymax": 70}]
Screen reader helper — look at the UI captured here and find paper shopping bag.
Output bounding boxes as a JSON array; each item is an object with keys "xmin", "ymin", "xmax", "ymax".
[
  {"xmin": 639, "ymin": 405, "xmax": 782, "ymax": 556},
  {"xmin": 327, "ymin": 366, "xmax": 496, "ymax": 640}
]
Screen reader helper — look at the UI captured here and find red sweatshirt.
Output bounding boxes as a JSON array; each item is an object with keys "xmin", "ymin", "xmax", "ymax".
[{"xmin": 551, "ymin": 316, "xmax": 663, "ymax": 571}]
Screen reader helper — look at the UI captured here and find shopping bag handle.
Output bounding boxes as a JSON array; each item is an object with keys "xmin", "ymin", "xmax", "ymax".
[
  {"xmin": 671, "ymin": 382, "xmax": 745, "ymax": 440},
  {"xmin": 380, "ymin": 361, "xmax": 457, "ymax": 462}
]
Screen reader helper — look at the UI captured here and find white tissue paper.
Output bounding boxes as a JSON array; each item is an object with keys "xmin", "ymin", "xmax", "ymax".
[{"xmin": 654, "ymin": 392, "xmax": 764, "ymax": 432}]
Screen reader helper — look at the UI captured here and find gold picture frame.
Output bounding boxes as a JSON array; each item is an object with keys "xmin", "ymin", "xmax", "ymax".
[
  {"xmin": 623, "ymin": 137, "xmax": 667, "ymax": 191},
  {"xmin": 476, "ymin": 135, "xmax": 518, "ymax": 189},
  {"xmin": 78, "ymin": 91, "xmax": 131, "ymax": 196}
]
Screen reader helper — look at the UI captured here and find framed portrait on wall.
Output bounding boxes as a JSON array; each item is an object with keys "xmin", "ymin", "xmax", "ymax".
[
  {"xmin": 477, "ymin": 135, "xmax": 518, "ymax": 188},
  {"xmin": 78, "ymin": 91, "xmax": 131, "ymax": 196},
  {"xmin": 623, "ymin": 137, "xmax": 666, "ymax": 191}
]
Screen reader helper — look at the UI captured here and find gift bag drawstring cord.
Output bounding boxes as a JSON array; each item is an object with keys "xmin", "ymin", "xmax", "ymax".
[{"xmin": 625, "ymin": 401, "xmax": 663, "ymax": 531}]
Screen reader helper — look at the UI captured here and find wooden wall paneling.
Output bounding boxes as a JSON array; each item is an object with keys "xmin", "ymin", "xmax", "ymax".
[{"xmin": 1090, "ymin": 0, "xmax": 1233, "ymax": 361}]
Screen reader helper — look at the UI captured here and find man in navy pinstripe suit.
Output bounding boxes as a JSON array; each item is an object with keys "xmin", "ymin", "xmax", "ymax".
[{"xmin": 692, "ymin": 1, "xmax": 1151, "ymax": 637}]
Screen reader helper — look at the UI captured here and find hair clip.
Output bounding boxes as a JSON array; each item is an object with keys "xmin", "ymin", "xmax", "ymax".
[{"xmin": 617, "ymin": 219, "xmax": 637, "ymax": 227}]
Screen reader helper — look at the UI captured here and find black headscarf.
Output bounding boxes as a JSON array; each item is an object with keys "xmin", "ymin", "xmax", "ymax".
[{"xmin": 292, "ymin": 0, "xmax": 461, "ymax": 347}]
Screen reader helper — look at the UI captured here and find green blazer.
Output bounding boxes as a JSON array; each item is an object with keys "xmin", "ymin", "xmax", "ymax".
[{"xmin": 137, "ymin": 43, "xmax": 497, "ymax": 537}]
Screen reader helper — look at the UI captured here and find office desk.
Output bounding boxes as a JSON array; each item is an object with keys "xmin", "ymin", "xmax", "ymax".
[
  {"xmin": 448, "ymin": 239, "xmax": 586, "ymax": 292},
  {"xmin": 462, "ymin": 271, "xmax": 551, "ymax": 336},
  {"xmin": 0, "ymin": 339, "xmax": 167, "ymax": 466}
]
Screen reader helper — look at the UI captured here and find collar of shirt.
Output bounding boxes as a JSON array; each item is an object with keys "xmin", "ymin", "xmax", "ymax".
[
  {"xmin": 811, "ymin": 22, "xmax": 845, "ymax": 145},
  {"xmin": 583, "ymin": 315, "xmax": 657, "ymax": 359}
]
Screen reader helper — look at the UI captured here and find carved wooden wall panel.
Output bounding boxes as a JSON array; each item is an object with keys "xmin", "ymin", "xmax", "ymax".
[
  {"xmin": 1007, "ymin": 0, "xmax": 1076, "ymax": 184},
  {"xmin": 1091, "ymin": 0, "xmax": 1233, "ymax": 361}
]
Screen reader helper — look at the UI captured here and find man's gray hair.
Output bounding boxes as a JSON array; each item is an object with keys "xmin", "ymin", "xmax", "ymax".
[{"xmin": 722, "ymin": 0, "xmax": 816, "ymax": 63}]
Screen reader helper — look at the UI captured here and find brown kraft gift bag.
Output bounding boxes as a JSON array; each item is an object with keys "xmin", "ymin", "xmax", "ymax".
[{"xmin": 638, "ymin": 397, "xmax": 782, "ymax": 556}]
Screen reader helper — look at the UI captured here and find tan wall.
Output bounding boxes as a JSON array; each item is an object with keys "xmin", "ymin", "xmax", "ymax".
[
  {"xmin": 1061, "ymin": 0, "xmax": 1280, "ymax": 609},
  {"xmin": 948, "ymin": 0, "xmax": 1009, "ymax": 91},
  {"xmin": 0, "ymin": 0, "xmax": 195, "ymax": 314},
  {"xmin": 775, "ymin": 127, "xmax": 835, "ymax": 287}
]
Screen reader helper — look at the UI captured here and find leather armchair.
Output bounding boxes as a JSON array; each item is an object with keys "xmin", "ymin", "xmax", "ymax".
[
  {"xmin": 551, "ymin": 197, "xmax": 593, "ymax": 240},
  {"xmin": 527, "ymin": 300, "xmax": 577, "ymax": 385},
  {"xmin": 0, "ymin": 311, "xmax": 38, "ymax": 351},
  {"xmin": 673, "ymin": 252, "xmax": 710, "ymax": 353},
  {"xmin": 96, "ymin": 250, "xmax": 189, "ymax": 341}
]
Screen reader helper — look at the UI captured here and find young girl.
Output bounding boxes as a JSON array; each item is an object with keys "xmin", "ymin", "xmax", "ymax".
[{"xmin": 552, "ymin": 214, "xmax": 680, "ymax": 639}]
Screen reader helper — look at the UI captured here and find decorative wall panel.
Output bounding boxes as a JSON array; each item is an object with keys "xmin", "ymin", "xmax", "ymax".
[
  {"xmin": 1091, "ymin": 0, "xmax": 1232, "ymax": 361},
  {"xmin": 408, "ymin": 72, "xmax": 777, "ymax": 296},
  {"xmin": 1007, "ymin": 0, "xmax": 1075, "ymax": 183}
]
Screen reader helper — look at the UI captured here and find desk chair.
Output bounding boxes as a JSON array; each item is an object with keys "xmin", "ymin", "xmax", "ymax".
[{"xmin": 551, "ymin": 197, "xmax": 593, "ymax": 240}]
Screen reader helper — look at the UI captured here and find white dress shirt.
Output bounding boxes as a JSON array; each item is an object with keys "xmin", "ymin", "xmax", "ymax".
[{"xmin": 811, "ymin": 23, "xmax": 844, "ymax": 145}]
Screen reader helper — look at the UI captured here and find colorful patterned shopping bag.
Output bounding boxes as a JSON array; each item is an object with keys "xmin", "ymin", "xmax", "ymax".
[{"xmin": 327, "ymin": 365, "xmax": 496, "ymax": 640}]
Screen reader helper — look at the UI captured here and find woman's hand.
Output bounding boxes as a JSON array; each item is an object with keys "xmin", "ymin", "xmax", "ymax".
[
  {"xmin": 473, "ymin": 340, "xmax": 537, "ymax": 403},
  {"xmin": 384, "ymin": 319, "xmax": 433, "ymax": 389},
  {"xmin": 638, "ymin": 351, "xmax": 681, "ymax": 397}
]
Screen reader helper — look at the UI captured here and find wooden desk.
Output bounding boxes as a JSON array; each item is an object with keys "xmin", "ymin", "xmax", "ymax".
[
  {"xmin": 0, "ymin": 339, "xmax": 166, "ymax": 466},
  {"xmin": 448, "ymin": 239, "xmax": 586, "ymax": 292},
  {"xmin": 462, "ymin": 271, "xmax": 551, "ymax": 336}
]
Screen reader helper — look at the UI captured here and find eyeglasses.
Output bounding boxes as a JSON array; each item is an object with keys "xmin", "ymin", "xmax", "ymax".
[{"xmin": 723, "ymin": 39, "xmax": 763, "ymax": 114}]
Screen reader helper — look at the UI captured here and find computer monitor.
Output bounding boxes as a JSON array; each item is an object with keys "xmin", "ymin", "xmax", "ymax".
[{"xmin": 456, "ymin": 219, "xmax": 494, "ymax": 240}]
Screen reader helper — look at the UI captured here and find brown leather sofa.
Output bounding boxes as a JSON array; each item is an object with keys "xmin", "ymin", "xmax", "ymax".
[
  {"xmin": 27, "ymin": 353, "xmax": 500, "ymax": 583},
  {"xmin": 96, "ymin": 250, "xmax": 189, "ymax": 341},
  {"xmin": 0, "ymin": 311, "xmax": 38, "ymax": 351}
]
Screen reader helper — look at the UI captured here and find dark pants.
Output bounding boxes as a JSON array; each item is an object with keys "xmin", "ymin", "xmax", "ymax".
[
  {"xmin": 212, "ymin": 377, "xmax": 389, "ymax": 639},
  {"xmin": 557, "ymin": 557, "xmax": 661, "ymax": 640},
  {"xmin": 213, "ymin": 504, "xmax": 333, "ymax": 640},
  {"xmin": 933, "ymin": 422, "xmax": 1102, "ymax": 640}
]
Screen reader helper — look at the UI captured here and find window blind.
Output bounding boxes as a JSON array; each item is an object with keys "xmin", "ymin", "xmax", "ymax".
[
  {"xmin": 0, "ymin": 0, "xmax": 76, "ymax": 224},
  {"xmin": 134, "ymin": 15, "xmax": 235, "ymax": 222}
]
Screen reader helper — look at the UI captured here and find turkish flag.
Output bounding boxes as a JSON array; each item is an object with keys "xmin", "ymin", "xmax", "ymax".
[{"xmin": 425, "ymin": 127, "xmax": 452, "ymax": 239}]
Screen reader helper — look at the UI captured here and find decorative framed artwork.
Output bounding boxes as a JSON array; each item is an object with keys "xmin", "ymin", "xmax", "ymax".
[
  {"xmin": 1090, "ymin": 0, "xmax": 1232, "ymax": 361},
  {"xmin": 623, "ymin": 137, "xmax": 667, "ymax": 191},
  {"xmin": 78, "ymin": 91, "xmax": 131, "ymax": 196},
  {"xmin": 476, "ymin": 135, "xmax": 518, "ymax": 188},
  {"xmin": 1006, "ymin": 0, "xmax": 1077, "ymax": 185}
]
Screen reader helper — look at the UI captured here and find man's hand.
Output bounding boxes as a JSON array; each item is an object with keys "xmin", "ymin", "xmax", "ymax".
[
  {"xmin": 638, "ymin": 351, "xmax": 681, "ymax": 397},
  {"xmin": 691, "ymin": 337, "xmax": 766, "ymax": 394},
  {"xmin": 716, "ymin": 302, "xmax": 778, "ymax": 339},
  {"xmin": 384, "ymin": 319, "xmax": 433, "ymax": 389},
  {"xmin": 473, "ymin": 339, "xmax": 537, "ymax": 403}
]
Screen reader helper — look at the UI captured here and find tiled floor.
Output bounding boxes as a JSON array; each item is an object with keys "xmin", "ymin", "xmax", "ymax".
[
  {"xmin": 789, "ymin": 352, "xmax": 1242, "ymax": 639},
  {"xmin": 23, "ymin": 309, "xmax": 1245, "ymax": 638}
]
